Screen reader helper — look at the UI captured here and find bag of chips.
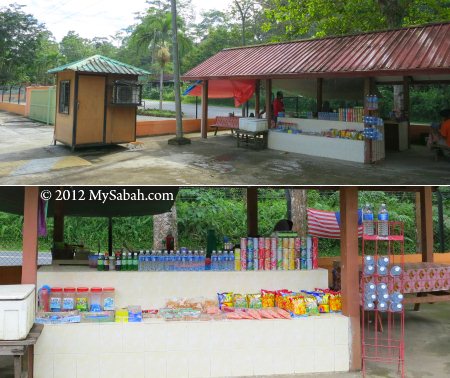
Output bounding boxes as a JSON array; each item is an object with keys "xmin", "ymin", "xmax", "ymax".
[
  {"xmin": 261, "ymin": 290, "xmax": 275, "ymax": 308},
  {"xmin": 329, "ymin": 292, "xmax": 342, "ymax": 313},
  {"xmin": 247, "ymin": 293, "xmax": 262, "ymax": 309},
  {"xmin": 304, "ymin": 295, "xmax": 319, "ymax": 316},
  {"xmin": 233, "ymin": 293, "xmax": 248, "ymax": 309},
  {"xmin": 290, "ymin": 296, "xmax": 307, "ymax": 317},
  {"xmin": 217, "ymin": 292, "xmax": 233, "ymax": 310}
]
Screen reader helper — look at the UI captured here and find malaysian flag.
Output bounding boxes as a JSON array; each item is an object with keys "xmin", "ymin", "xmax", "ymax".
[{"xmin": 307, "ymin": 208, "xmax": 363, "ymax": 239}]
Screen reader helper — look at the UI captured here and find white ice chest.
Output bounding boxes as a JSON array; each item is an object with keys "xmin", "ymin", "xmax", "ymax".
[
  {"xmin": 0, "ymin": 284, "xmax": 35, "ymax": 340},
  {"xmin": 239, "ymin": 118, "xmax": 268, "ymax": 132}
]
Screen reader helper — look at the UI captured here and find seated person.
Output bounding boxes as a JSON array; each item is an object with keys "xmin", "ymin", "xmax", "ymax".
[{"xmin": 428, "ymin": 109, "xmax": 450, "ymax": 148}]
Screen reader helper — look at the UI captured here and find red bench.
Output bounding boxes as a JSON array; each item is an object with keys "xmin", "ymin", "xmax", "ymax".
[{"xmin": 212, "ymin": 116, "xmax": 240, "ymax": 136}]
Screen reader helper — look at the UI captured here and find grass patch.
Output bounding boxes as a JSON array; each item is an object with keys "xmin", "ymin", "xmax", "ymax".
[{"xmin": 137, "ymin": 108, "xmax": 181, "ymax": 118}]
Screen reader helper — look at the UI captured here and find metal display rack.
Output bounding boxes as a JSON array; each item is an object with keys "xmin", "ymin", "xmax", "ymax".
[{"xmin": 361, "ymin": 221, "xmax": 405, "ymax": 378}]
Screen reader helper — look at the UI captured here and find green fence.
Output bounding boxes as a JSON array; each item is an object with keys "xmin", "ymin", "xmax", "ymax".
[{"xmin": 29, "ymin": 86, "xmax": 56, "ymax": 125}]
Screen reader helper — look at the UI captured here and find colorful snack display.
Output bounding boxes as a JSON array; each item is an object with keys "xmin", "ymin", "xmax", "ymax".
[
  {"xmin": 233, "ymin": 293, "xmax": 248, "ymax": 309},
  {"xmin": 247, "ymin": 293, "xmax": 262, "ymax": 309},
  {"xmin": 304, "ymin": 295, "xmax": 320, "ymax": 316},
  {"xmin": 217, "ymin": 292, "xmax": 233, "ymax": 309},
  {"xmin": 261, "ymin": 290, "xmax": 275, "ymax": 307}
]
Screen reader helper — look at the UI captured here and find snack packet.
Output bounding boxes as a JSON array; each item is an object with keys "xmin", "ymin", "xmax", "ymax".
[
  {"xmin": 217, "ymin": 292, "xmax": 233, "ymax": 310},
  {"xmin": 261, "ymin": 290, "xmax": 275, "ymax": 308},
  {"xmin": 304, "ymin": 295, "xmax": 319, "ymax": 316},
  {"xmin": 247, "ymin": 293, "xmax": 262, "ymax": 309},
  {"xmin": 329, "ymin": 292, "xmax": 342, "ymax": 313},
  {"xmin": 233, "ymin": 293, "xmax": 248, "ymax": 309},
  {"xmin": 290, "ymin": 297, "xmax": 307, "ymax": 317}
]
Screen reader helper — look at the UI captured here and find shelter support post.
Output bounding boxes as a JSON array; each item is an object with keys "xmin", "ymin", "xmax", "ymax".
[
  {"xmin": 265, "ymin": 79, "xmax": 272, "ymax": 129},
  {"xmin": 419, "ymin": 187, "xmax": 434, "ymax": 263},
  {"xmin": 403, "ymin": 76, "xmax": 412, "ymax": 148},
  {"xmin": 201, "ymin": 80, "xmax": 209, "ymax": 139},
  {"xmin": 247, "ymin": 188, "xmax": 258, "ymax": 237},
  {"xmin": 339, "ymin": 187, "xmax": 361, "ymax": 371},
  {"xmin": 415, "ymin": 192, "xmax": 422, "ymax": 253},
  {"xmin": 21, "ymin": 187, "xmax": 39, "ymax": 285},
  {"xmin": 255, "ymin": 80, "xmax": 260, "ymax": 118},
  {"xmin": 53, "ymin": 198, "xmax": 64, "ymax": 244},
  {"xmin": 316, "ymin": 78, "xmax": 323, "ymax": 112}
]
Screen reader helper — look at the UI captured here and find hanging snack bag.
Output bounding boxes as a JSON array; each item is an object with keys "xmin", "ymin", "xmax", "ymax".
[
  {"xmin": 247, "ymin": 293, "xmax": 262, "ymax": 309},
  {"xmin": 217, "ymin": 292, "xmax": 233, "ymax": 310},
  {"xmin": 233, "ymin": 293, "xmax": 248, "ymax": 309},
  {"xmin": 261, "ymin": 290, "xmax": 275, "ymax": 308}
]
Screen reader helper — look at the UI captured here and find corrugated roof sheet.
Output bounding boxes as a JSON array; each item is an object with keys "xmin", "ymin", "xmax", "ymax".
[
  {"xmin": 183, "ymin": 22, "xmax": 450, "ymax": 80},
  {"xmin": 48, "ymin": 55, "xmax": 150, "ymax": 76}
]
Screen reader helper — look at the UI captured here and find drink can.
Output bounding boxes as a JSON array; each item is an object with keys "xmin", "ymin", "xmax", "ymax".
[
  {"xmin": 294, "ymin": 237, "xmax": 301, "ymax": 250},
  {"xmin": 247, "ymin": 248, "xmax": 254, "ymax": 261},
  {"xmin": 277, "ymin": 247, "xmax": 283, "ymax": 270},
  {"xmin": 240, "ymin": 238, "xmax": 247, "ymax": 251},
  {"xmin": 253, "ymin": 238, "xmax": 259, "ymax": 249},
  {"xmin": 247, "ymin": 259, "xmax": 254, "ymax": 271},
  {"xmin": 289, "ymin": 249, "xmax": 295, "ymax": 270},
  {"xmin": 247, "ymin": 238, "xmax": 253, "ymax": 250},
  {"xmin": 282, "ymin": 257, "xmax": 289, "ymax": 271},
  {"xmin": 271, "ymin": 237, "xmax": 277, "ymax": 250},
  {"xmin": 307, "ymin": 258, "xmax": 312, "ymax": 270},
  {"xmin": 234, "ymin": 249, "xmax": 241, "ymax": 271},
  {"xmin": 265, "ymin": 238, "xmax": 271, "ymax": 250},
  {"xmin": 295, "ymin": 258, "xmax": 301, "ymax": 270},
  {"xmin": 240, "ymin": 258, "xmax": 247, "ymax": 271},
  {"xmin": 282, "ymin": 238, "xmax": 289, "ymax": 248},
  {"xmin": 301, "ymin": 258, "xmax": 307, "ymax": 270},
  {"xmin": 288, "ymin": 238, "xmax": 295, "ymax": 249},
  {"xmin": 265, "ymin": 245, "xmax": 271, "ymax": 259},
  {"xmin": 240, "ymin": 247, "xmax": 247, "ymax": 262},
  {"xmin": 312, "ymin": 237, "xmax": 319, "ymax": 269},
  {"xmin": 254, "ymin": 256, "xmax": 259, "ymax": 271},
  {"xmin": 306, "ymin": 237, "xmax": 312, "ymax": 260}
]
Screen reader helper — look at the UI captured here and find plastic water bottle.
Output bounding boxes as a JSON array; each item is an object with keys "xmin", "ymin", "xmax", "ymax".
[
  {"xmin": 168, "ymin": 251, "xmax": 174, "ymax": 271},
  {"xmin": 390, "ymin": 292, "xmax": 404, "ymax": 303},
  {"xmin": 377, "ymin": 256, "xmax": 390, "ymax": 267},
  {"xmin": 174, "ymin": 250, "xmax": 181, "ymax": 271},
  {"xmin": 362, "ymin": 204, "xmax": 374, "ymax": 236},
  {"xmin": 378, "ymin": 301, "xmax": 388, "ymax": 312},
  {"xmin": 390, "ymin": 265, "xmax": 402, "ymax": 276},
  {"xmin": 378, "ymin": 292, "xmax": 390, "ymax": 302},
  {"xmin": 377, "ymin": 283, "xmax": 388, "ymax": 294},
  {"xmin": 390, "ymin": 302, "xmax": 403, "ymax": 312},
  {"xmin": 155, "ymin": 250, "xmax": 162, "ymax": 271},
  {"xmin": 138, "ymin": 251, "xmax": 144, "ymax": 271},
  {"xmin": 364, "ymin": 264, "xmax": 375, "ymax": 276},
  {"xmin": 364, "ymin": 302, "xmax": 375, "ymax": 311},
  {"xmin": 365, "ymin": 282, "xmax": 376, "ymax": 294},
  {"xmin": 200, "ymin": 250, "xmax": 206, "ymax": 270},
  {"xmin": 217, "ymin": 251, "xmax": 223, "ymax": 271},
  {"xmin": 211, "ymin": 251, "xmax": 217, "ymax": 271},
  {"xmin": 365, "ymin": 292, "xmax": 377, "ymax": 302},
  {"xmin": 378, "ymin": 265, "xmax": 388, "ymax": 276},
  {"xmin": 229, "ymin": 250, "xmax": 235, "ymax": 271},
  {"xmin": 377, "ymin": 204, "xmax": 389, "ymax": 237},
  {"xmin": 223, "ymin": 251, "xmax": 229, "ymax": 271},
  {"xmin": 364, "ymin": 256, "xmax": 375, "ymax": 265}
]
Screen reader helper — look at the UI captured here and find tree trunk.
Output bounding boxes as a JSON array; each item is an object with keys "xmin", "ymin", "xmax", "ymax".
[
  {"xmin": 289, "ymin": 189, "xmax": 308, "ymax": 238},
  {"xmin": 159, "ymin": 67, "xmax": 164, "ymax": 111},
  {"xmin": 153, "ymin": 205, "xmax": 178, "ymax": 250}
]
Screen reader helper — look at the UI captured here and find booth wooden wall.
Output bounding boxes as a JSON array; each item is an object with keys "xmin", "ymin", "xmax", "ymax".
[{"xmin": 54, "ymin": 71, "xmax": 76, "ymax": 146}]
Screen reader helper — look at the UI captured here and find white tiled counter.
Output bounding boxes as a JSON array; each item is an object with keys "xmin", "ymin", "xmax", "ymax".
[
  {"xmin": 35, "ymin": 315, "xmax": 350, "ymax": 378},
  {"xmin": 37, "ymin": 266, "xmax": 328, "ymax": 308}
]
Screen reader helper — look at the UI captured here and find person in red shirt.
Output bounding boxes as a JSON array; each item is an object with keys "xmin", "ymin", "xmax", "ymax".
[
  {"xmin": 428, "ymin": 109, "xmax": 450, "ymax": 148},
  {"xmin": 272, "ymin": 91, "xmax": 285, "ymax": 122}
]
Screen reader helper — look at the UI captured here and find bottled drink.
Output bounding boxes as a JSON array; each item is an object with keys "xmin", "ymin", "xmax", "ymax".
[
  {"xmin": 377, "ymin": 283, "xmax": 388, "ymax": 294},
  {"xmin": 163, "ymin": 251, "xmax": 169, "ymax": 271},
  {"xmin": 174, "ymin": 250, "xmax": 181, "ymax": 271},
  {"xmin": 187, "ymin": 250, "xmax": 194, "ymax": 271},
  {"xmin": 133, "ymin": 252, "xmax": 138, "ymax": 271},
  {"xmin": 377, "ymin": 301, "xmax": 388, "ymax": 312},
  {"xmin": 364, "ymin": 302, "xmax": 375, "ymax": 311},
  {"xmin": 362, "ymin": 204, "xmax": 374, "ymax": 236},
  {"xmin": 181, "ymin": 250, "xmax": 187, "ymax": 271},
  {"xmin": 390, "ymin": 292, "xmax": 404, "ymax": 303},
  {"xmin": 378, "ymin": 292, "xmax": 389, "ymax": 302},
  {"xmin": 217, "ymin": 250, "xmax": 223, "ymax": 271},
  {"xmin": 223, "ymin": 251, "xmax": 229, "ymax": 271},
  {"xmin": 364, "ymin": 256, "xmax": 375, "ymax": 265},
  {"xmin": 377, "ymin": 256, "xmax": 389, "ymax": 267},
  {"xmin": 127, "ymin": 252, "xmax": 132, "ymax": 271},
  {"xmin": 97, "ymin": 253, "xmax": 104, "ymax": 271},
  {"xmin": 145, "ymin": 251, "xmax": 151, "ymax": 271},
  {"xmin": 138, "ymin": 251, "xmax": 144, "ymax": 271},
  {"xmin": 378, "ymin": 265, "xmax": 388, "ymax": 276},
  {"xmin": 200, "ymin": 250, "xmax": 206, "ymax": 270},
  {"xmin": 229, "ymin": 250, "xmax": 235, "ymax": 271},
  {"xmin": 365, "ymin": 282, "xmax": 376, "ymax": 294},
  {"xmin": 364, "ymin": 264, "xmax": 375, "ymax": 276},
  {"xmin": 390, "ymin": 265, "xmax": 402, "ymax": 276},
  {"xmin": 115, "ymin": 252, "xmax": 121, "ymax": 271},
  {"xmin": 104, "ymin": 253, "xmax": 110, "ymax": 271},
  {"xmin": 377, "ymin": 204, "xmax": 389, "ymax": 237},
  {"xmin": 365, "ymin": 292, "xmax": 377, "ymax": 302},
  {"xmin": 390, "ymin": 302, "xmax": 403, "ymax": 312},
  {"xmin": 211, "ymin": 250, "xmax": 217, "ymax": 271},
  {"xmin": 193, "ymin": 251, "xmax": 199, "ymax": 271}
]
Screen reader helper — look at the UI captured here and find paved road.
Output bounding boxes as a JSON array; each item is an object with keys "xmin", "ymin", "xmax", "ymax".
[
  {"xmin": 0, "ymin": 251, "xmax": 52, "ymax": 266},
  {"xmin": 141, "ymin": 100, "xmax": 254, "ymax": 119}
]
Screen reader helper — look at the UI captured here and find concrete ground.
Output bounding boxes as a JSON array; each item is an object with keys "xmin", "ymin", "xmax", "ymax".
[
  {"xmin": 0, "ymin": 302, "xmax": 448, "ymax": 377},
  {"xmin": 0, "ymin": 111, "xmax": 449, "ymax": 185}
]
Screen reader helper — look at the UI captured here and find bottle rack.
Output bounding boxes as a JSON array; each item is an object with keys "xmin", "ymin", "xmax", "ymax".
[{"xmin": 361, "ymin": 221, "xmax": 405, "ymax": 378}]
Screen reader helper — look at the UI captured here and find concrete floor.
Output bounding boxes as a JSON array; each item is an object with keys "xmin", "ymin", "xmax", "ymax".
[
  {"xmin": 0, "ymin": 302, "xmax": 449, "ymax": 377},
  {"xmin": 0, "ymin": 111, "xmax": 449, "ymax": 185}
]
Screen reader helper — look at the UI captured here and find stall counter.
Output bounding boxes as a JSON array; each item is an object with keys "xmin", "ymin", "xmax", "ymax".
[{"xmin": 34, "ymin": 314, "xmax": 350, "ymax": 378}]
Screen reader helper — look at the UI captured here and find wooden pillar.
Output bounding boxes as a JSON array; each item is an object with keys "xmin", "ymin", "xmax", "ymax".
[
  {"xmin": 201, "ymin": 80, "xmax": 208, "ymax": 139},
  {"xmin": 415, "ymin": 192, "xmax": 422, "ymax": 253},
  {"xmin": 419, "ymin": 187, "xmax": 434, "ymax": 262},
  {"xmin": 21, "ymin": 187, "xmax": 39, "ymax": 285},
  {"xmin": 247, "ymin": 188, "xmax": 258, "ymax": 237},
  {"xmin": 316, "ymin": 78, "xmax": 323, "ymax": 113},
  {"xmin": 403, "ymin": 76, "xmax": 411, "ymax": 148},
  {"xmin": 53, "ymin": 198, "xmax": 64, "ymax": 244},
  {"xmin": 255, "ymin": 80, "xmax": 260, "ymax": 118},
  {"xmin": 339, "ymin": 187, "xmax": 361, "ymax": 371},
  {"xmin": 265, "ymin": 79, "xmax": 272, "ymax": 129}
]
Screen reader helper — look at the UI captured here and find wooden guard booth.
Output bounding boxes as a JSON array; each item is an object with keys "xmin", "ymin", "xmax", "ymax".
[{"xmin": 48, "ymin": 55, "xmax": 150, "ymax": 150}]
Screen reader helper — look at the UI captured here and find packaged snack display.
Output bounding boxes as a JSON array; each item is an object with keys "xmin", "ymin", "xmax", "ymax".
[
  {"xmin": 35, "ymin": 310, "xmax": 81, "ymax": 324},
  {"xmin": 81, "ymin": 311, "xmax": 115, "ymax": 323},
  {"xmin": 329, "ymin": 293, "xmax": 342, "ymax": 313},
  {"xmin": 247, "ymin": 293, "xmax": 262, "ymax": 309},
  {"xmin": 304, "ymin": 295, "xmax": 320, "ymax": 316},
  {"xmin": 261, "ymin": 290, "xmax": 275, "ymax": 307},
  {"xmin": 290, "ymin": 297, "xmax": 306, "ymax": 317},
  {"xmin": 233, "ymin": 293, "xmax": 248, "ymax": 308}
]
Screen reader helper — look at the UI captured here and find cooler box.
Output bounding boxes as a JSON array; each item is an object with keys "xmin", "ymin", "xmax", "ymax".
[
  {"xmin": 239, "ymin": 118, "xmax": 267, "ymax": 132},
  {"xmin": 0, "ymin": 284, "xmax": 35, "ymax": 340}
]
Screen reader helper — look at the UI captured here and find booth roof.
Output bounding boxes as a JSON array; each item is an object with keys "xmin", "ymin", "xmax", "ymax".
[
  {"xmin": 182, "ymin": 22, "xmax": 450, "ymax": 80},
  {"xmin": 48, "ymin": 55, "xmax": 151, "ymax": 76},
  {"xmin": 0, "ymin": 187, "xmax": 178, "ymax": 217}
]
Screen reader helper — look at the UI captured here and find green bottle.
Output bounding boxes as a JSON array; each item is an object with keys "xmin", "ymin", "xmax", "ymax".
[
  {"xmin": 122, "ymin": 252, "xmax": 127, "ymax": 271},
  {"xmin": 97, "ymin": 253, "xmax": 104, "ymax": 271}
]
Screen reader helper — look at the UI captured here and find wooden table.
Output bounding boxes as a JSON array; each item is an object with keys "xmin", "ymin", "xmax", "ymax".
[
  {"xmin": 235, "ymin": 129, "xmax": 268, "ymax": 150},
  {"xmin": 0, "ymin": 324, "xmax": 43, "ymax": 378}
]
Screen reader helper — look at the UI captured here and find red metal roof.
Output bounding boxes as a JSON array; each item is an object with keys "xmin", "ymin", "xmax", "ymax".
[{"xmin": 183, "ymin": 22, "xmax": 450, "ymax": 80}]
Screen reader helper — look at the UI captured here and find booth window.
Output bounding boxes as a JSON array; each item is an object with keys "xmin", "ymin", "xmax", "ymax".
[
  {"xmin": 59, "ymin": 81, "xmax": 70, "ymax": 114},
  {"xmin": 112, "ymin": 81, "xmax": 142, "ymax": 105}
]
